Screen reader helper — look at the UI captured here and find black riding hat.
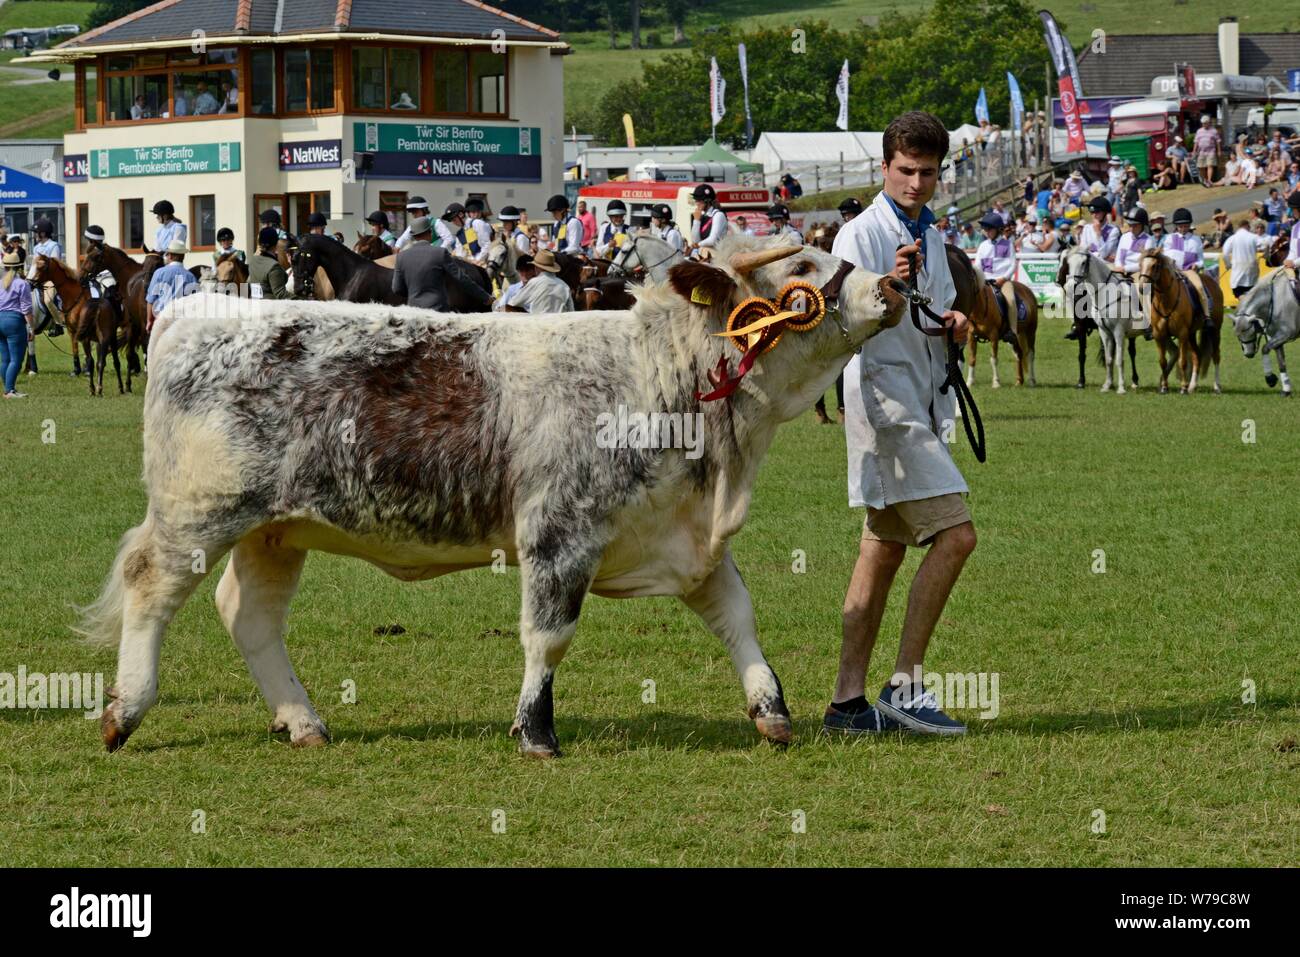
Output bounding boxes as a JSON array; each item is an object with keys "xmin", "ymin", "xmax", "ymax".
[
  {"xmin": 259, "ymin": 208, "xmax": 282, "ymax": 224},
  {"xmin": 838, "ymin": 197, "xmax": 864, "ymax": 215},
  {"xmin": 1088, "ymin": 196, "xmax": 1112, "ymax": 214},
  {"xmin": 498, "ymin": 205, "xmax": 521, "ymax": 220},
  {"xmin": 607, "ymin": 199, "xmax": 627, "ymax": 214},
  {"xmin": 769, "ymin": 204, "xmax": 790, "ymax": 220},
  {"xmin": 366, "ymin": 210, "xmax": 388, "ymax": 226},
  {"xmin": 651, "ymin": 203, "xmax": 673, "ymax": 221},
  {"xmin": 216, "ymin": 227, "xmax": 235, "ymax": 242},
  {"xmin": 979, "ymin": 212, "xmax": 1005, "ymax": 230},
  {"xmin": 692, "ymin": 184, "xmax": 717, "ymax": 203},
  {"xmin": 464, "ymin": 198, "xmax": 485, "ymax": 213},
  {"xmin": 545, "ymin": 194, "xmax": 569, "ymax": 212},
  {"xmin": 1288, "ymin": 191, "xmax": 1300, "ymax": 210},
  {"xmin": 150, "ymin": 200, "xmax": 175, "ymax": 216},
  {"xmin": 442, "ymin": 202, "xmax": 466, "ymax": 219},
  {"xmin": 83, "ymin": 225, "xmax": 105, "ymax": 243},
  {"xmin": 33, "ymin": 218, "xmax": 54, "ymax": 235},
  {"xmin": 1123, "ymin": 207, "xmax": 1149, "ymax": 226},
  {"xmin": 1170, "ymin": 207, "xmax": 1193, "ymax": 226},
  {"xmin": 257, "ymin": 226, "xmax": 280, "ymax": 247},
  {"xmin": 307, "ymin": 212, "xmax": 328, "ymax": 228}
]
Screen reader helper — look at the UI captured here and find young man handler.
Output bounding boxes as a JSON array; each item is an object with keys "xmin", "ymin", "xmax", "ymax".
[{"xmin": 828, "ymin": 111, "xmax": 976, "ymax": 736}]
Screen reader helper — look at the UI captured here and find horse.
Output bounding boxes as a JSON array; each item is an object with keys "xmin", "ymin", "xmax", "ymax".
[
  {"xmin": 609, "ymin": 232, "xmax": 686, "ymax": 284},
  {"xmin": 485, "ymin": 229, "xmax": 526, "ymax": 289},
  {"xmin": 292, "ymin": 233, "xmax": 492, "ymax": 311},
  {"xmin": 1058, "ymin": 249, "xmax": 1143, "ymax": 394},
  {"xmin": 580, "ymin": 275, "xmax": 637, "ymax": 311},
  {"xmin": 79, "ymin": 243, "xmax": 154, "ymax": 374},
  {"xmin": 963, "ymin": 270, "xmax": 1038, "ymax": 388},
  {"xmin": 31, "ymin": 255, "xmax": 130, "ymax": 395},
  {"xmin": 1136, "ymin": 248, "xmax": 1222, "ymax": 394},
  {"xmin": 354, "ymin": 234, "xmax": 392, "ymax": 261},
  {"xmin": 1231, "ymin": 270, "xmax": 1298, "ymax": 396},
  {"xmin": 808, "ymin": 221, "xmax": 841, "ymax": 253}
]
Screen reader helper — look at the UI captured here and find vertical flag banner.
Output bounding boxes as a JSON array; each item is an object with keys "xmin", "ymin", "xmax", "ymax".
[
  {"xmin": 975, "ymin": 87, "xmax": 989, "ymax": 124},
  {"xmin": 738, "ymin": 43, "xmax": 754, "ymax": 149},
  {"xmin": 835, "ymin": 59, "xmax": 851, "ymax": 131},
  {"xmin": 622, "ymin": 113, "xmax": 636, "ymax": 149},
  {"xmin": 1039, "ymin": 9, "xmax": 1086, "ymax": 154},
  {"xmin": 1007, "ymin": 71, "xmax": 1024, "ymax": 132},
  {"xmin": 709, "ymin": 57, "xmax": 727, "ymax": 139}
]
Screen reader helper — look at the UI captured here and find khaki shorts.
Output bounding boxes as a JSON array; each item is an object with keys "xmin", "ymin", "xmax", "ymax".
[{"xmin": 863, "ymin": 493, "xmax": 971, "ymax": 548}]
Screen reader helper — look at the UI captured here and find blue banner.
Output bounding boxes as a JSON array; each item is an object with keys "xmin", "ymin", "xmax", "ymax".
[
  {"xmin": 975, "ymin": 87, "xmax": 989, "ymax": 124},
  {"xmin": 365, "ymin": 151, "xmax": 542, "ymax": 182},
  {"xmin": 1007, "ymin": 72, "xmax": 1024, "ymax": 131},
  {"xmin": 63, "ymin": 154, "xmax": 88, "ymax": 183},
  {"xmin": 0, "ymin": 164, "xmax": 64, "ymax": 204},
  {"xmin": 1290, "ymin": 69, "xmax": 1300, "ymax": 93},
  {"xmin": 279, "ymin": 139, "xmax": 341, "ymax": 171}
]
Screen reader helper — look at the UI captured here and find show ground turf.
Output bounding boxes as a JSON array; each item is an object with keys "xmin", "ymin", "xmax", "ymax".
[{"xmin": 1, "ymin": 313, "xmax": 1297, "ymax": 866}]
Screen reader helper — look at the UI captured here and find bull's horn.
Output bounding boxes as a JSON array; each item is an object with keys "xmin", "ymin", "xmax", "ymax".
[{"xmin": 729, "ymin": 245, "xmax": 801, "ymax": 275}]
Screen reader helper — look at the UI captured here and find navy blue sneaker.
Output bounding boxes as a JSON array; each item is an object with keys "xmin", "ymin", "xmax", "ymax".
[
  {"xmin": 822, "ymin": 702, "xmax": 902, "ymax": 735},
  {"xmin": 876, "ymin": 682, "xmax": 966, "ymax": 735}
]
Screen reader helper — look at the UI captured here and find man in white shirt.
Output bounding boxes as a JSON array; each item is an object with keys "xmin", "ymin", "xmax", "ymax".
[
  {"xmin": 1222, "ymin": 219, "xmax": 1261, "ymax": 298},
  {"xmin": 509, "ymin": 249, "xmax": 573, "ymax": 313},
  {"xmin": 827, "ymin": 110, "xmax": 973, "ymax": 737},
  {"xmin": 130, "ymin": 95, "xmax": 148, "ymax": 120},
  {"xmin": 688, "ymin": 183, "xmax": 728, "ymax": 256},
  {"xmin": 193, "ymin": 81, "xmax": 219, "ymax": 115},
  {"xmin": 544, "ymin": 194, "xmax": 583, "ymax": 256}
]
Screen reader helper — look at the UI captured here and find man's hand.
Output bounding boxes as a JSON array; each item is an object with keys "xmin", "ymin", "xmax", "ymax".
[
  {"xmin": 942, "ymin": 309, "xmax": 969, "ymax": 339},
  {"xmin": 891, "ymin": 241, "xmax": 921, "ymax": 283}
]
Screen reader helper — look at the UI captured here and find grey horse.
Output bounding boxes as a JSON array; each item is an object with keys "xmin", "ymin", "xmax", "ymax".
[
  {"xmin": 1232, "ymin": 270, "xmax": 1296, "ymax": 397},
  {"xmin": 1060, "ymin": 249, "xmax": 1145, "ymax": 394},
  {"xmin": 610, "ymin": 232, "xmax": 686, "ymax": 283}
]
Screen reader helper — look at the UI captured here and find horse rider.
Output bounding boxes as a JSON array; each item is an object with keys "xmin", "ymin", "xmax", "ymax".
[
  {"xmin": 976, "ymin": 211, "xmax": 1018, "ymax": 331},
  {"xmin": 144, "ymin": 239, "xmax": 193, "ymax": 333},
  {"xmin": 1281, "ymin": 189, "xmax": 1300, "ymax": 285},
  {"xmin": 839, "ymin": 197, "xmax": 864, "ymax": 222},
  {"xmin": 1112, "ymin": 207, "xmax": 1151, "ymax": 278},
  {"xmin": 28, "ymin": 217, "xmax": 63, "ymax": 339},
  {"xmin": 1079, "ymin": 196, "xmax": 1120, "ymax": 261},
  {"xmin": 688, "ymin": 183, "xmax": 728, "ymax": 258},
  {"xmin": 545, "ymin": 194, "xmax": 584, "ymax": 257},
  {"xmin": 213, "ymin": 227, "xmax": 246, "ymax": 266},
  {"xmin": 151, "ymin": 200, "xmax": 187, "ymax": 253},
  {"xmin": 650, "ymin": 203, "xmax": 684, "ymax": 251},
  {"xmin": 594, "ymin": 200, "xmax": 631, "ymax": 258},
  {"xmin": 304, "ymin": 212, "xmax": 328, "ymax": 238},
  {"xmin": 391, "ymin": 215, "xmax": 495, "ymax": 311},
  {"xmin": 458, "ymin": 198, "xmax": 492, "ymax": 264},
  {"xmin": 259, "ymin": 208, "xmax": 291, "ymax": 245},
  {"xmin": 1162, "ymin": 207, "xmax": 1213, "ymax": 329},
  {"xmin": 498, "ymin": 206, "xmax": 531, "ymax": 254},
  {"xmin": 395, "ymin": 196, "xmax": 432, "ymax": 250},
  {"xmin": 366, "ymin": 210, "xmax": 396, "ymax": 246},
  {"xmin": 80, "ymin": 225, "xmax": 118, "ymax": 308},
  {"xmin": 768, "ymin": 203, "xmax": 804, "ymax": 244},
  {"xmin": 436, "ymin": 202, "xmax": 466, "ymax": 251},
  {"xmin": 247, "ymin": 226, "xmax": 290, "ymax": 301}
]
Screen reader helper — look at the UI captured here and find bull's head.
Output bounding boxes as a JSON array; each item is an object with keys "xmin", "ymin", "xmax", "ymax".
[{"xmin": 667, "ymin": 235, "xmax": 905, "ymax": 420}]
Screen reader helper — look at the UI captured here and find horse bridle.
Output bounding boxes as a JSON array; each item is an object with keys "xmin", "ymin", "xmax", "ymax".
[
  {"xmin": 897, "ymin": 247, "xmax": 986, "ymax": 463},
  {"xmin": 610, "ymin": 235, "xmax": 680, "ymax": 277},
  {"xmin": 1138, "ymin": 254, "xmax": 1186, "ymax": 324},
  {"xmin": 294, "ymin": 247, "xmax": 316, "ymax": 298}
]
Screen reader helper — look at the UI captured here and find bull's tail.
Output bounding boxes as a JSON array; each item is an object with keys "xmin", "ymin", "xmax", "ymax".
[{"xmin": 72, "ymin": 521, "xmax": 151, "ymax": 649}]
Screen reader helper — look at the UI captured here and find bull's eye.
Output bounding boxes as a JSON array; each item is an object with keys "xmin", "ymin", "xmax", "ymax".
[{"xmin": 791, "ymin": 260, "xmax": 813, "ymax": 276}]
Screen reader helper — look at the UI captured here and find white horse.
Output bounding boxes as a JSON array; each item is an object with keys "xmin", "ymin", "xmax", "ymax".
[
  {"xmin": 1060, "ymin": 249, "xmax": 1146, "ymax": 394},
  {"xmin": 609, "ymin": 232, "xmax": 685, "ymax": 284},
  {"xmin": 1232, "ymin": 270, "xmax": 1297, "ymax": 397},
  {"xmin": 485, "ymin": 228, "xmax": 526, "ymax": 288}
]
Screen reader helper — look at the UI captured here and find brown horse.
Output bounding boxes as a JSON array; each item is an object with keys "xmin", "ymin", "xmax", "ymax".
[
  {"xmin": 964, "ymin": 278, "xmax": 1039, "ymax": 388},
  {"xmin": 353, "ymin": 234, "xmax": 393, "ymax": 261},
  {"xmin": 1136, "ymin": 248, "xmax": 1221, "ymax": 394},
  {"xmin": 79, "ymin": 243, "xmax": 154, "ymax": 373},
  {"xmin": 31, "ymin": 255, "xmax": 131, "ymax": 395},
  {"xmin": 808, "ymin": 221, "xmax": 841, "ymax": 253},
  {"xmin": 579, "ymin": 275, "xmax": 637, "ymax": 311}
]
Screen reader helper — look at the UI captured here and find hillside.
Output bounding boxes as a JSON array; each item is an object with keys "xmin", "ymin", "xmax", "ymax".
[
  {"xmin": 564, "ymin": 0, "xmax": 1300, "ymax": 128},
  {"xmin": 0, "ymin": 1, "xmax": 93, "ymax": 138}
]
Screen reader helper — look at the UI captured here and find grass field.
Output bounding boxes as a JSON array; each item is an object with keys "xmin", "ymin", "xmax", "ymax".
[
  {"xmin": 0, "ymin": 1, "xmax": 91, "ymax": 138},
  {"xmin": 1, "ymin": 310, "xmax": 1297, "ymax": 866}
]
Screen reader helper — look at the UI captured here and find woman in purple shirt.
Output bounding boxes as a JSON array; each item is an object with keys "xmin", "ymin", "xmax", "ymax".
[{"xmin": 0, "ymin": 249, "xmax": 34, "ymax": 398}]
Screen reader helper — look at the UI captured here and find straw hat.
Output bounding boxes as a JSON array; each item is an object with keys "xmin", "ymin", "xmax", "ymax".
[
  {"xmin": 533, "ymin": 248, "xmax": 561, "ymax": 273},
  {"xmin": 165, "ymin": 239, "xmax": 189, "ymax": 255},
  {"xmin": 2, "ymin": 250, "xmax": 21, "ymax": 267}
]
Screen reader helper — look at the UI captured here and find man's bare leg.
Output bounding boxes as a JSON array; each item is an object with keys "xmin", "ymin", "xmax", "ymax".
[
  {"xmin": 892, "ymin": 522, "xmax": 977, "ymax": 679},
  {"xmin": 833, "ymin": 538, "xmax": 906, "ymax": 702}
]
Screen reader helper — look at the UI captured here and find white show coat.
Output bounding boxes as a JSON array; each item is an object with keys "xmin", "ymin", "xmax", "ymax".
[{"xmin": 833, "ymin": 191, "xmax": 967, "ymax": 509}]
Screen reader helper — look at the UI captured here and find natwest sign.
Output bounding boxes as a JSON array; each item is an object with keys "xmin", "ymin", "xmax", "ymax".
[{"xmin": 279, "ymin": 139, "xmax": 341, "ymax": 170}]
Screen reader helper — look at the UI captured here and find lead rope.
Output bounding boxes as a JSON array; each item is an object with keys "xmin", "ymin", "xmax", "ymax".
[{"xmin": 903, "ymin": 248, "xmax": 986, "ymax": 463}]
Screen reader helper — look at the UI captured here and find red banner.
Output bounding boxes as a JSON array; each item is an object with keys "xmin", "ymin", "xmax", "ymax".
[{"xmin": 1058, "ymin": 77, "xmax": 1086, "ymax": 154}]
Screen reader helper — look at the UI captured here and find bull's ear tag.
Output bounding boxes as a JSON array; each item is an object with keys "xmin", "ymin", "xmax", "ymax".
[{"xmin": 691, "ymin": 285, "xmax": 714, "ymax": 306}]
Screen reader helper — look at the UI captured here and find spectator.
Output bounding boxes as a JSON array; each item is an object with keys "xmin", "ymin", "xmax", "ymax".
[
  {"xmin": 193, "ymin": 81, "xmax": 219, "ymax": 115},
  {"xmin": 1149, "ymin": 215, "xmax": 1166, "ymax": 249},
  {"xmin": 1265, "ymin": 148, "xmax": 1286, "ymax": 183},
  {"xmin": 1121, "ymin": 166, "xmax": 1140, "ymax": 217},
  {"xmin": 0, "ymin": 248, "xmax": 34, "ymax": 398},
  {"xmin": 1193, "ymin": 115, "xmax": 1222, "ymax": 186},
  {"xmin": 1105, "ymin": 156, "xmax": 1124, "ymax": 213},
  {"xmin": 1239, "ymin": 147, "xmax": 1261, "ymax": 189},
  {"xmin": 173, "ymin": 88, "xmax": 190, "ymax": 117},
  {"xmin": 1166, "ymin": 136, "xmax": 1192, "ymax": 183},
  {"xmin": 1286, "ymin": 161, "xmax": 1300, "ymax": 193},
  {"xmin": 575, "ymin": 200, "xmax": 597, "ymax": 255},
  {"xmin": 1251, "ymin": 218, "xmax": 1270, "ymax": 252},
  {"xmin": 958, "ymin": 220, "xmax": 979, "ymax": 250},
  {"xmin": 734, "ymin": 215, "xmax": 755, "ymax": 237},
  {"xmin": 219, "ymin": 81, "xmax": 238, "ymax": 113},
  {"xmin": 1063, "ymin": 169, "xmax": 1088, "ymax": 201},
  {"xmin": 1266, "ymin": 188, "xmax": 1286, "ymax": 234},
  {"xmin": 1151, "ymin": 159, "xmax": 1177, "ymax": 192},
  {"xmin": 145, "ymin": 240, "xmax": 192, "ymax": 332},
  {"xmin": 1209, "ymin": 208, "xmax": 1231, "ymax": 248},
  {"xmin": 1222, "ymin": 219, "xmax": 1260, "ymax": 298},
  {"xmin": 131, "ymin": 94, "xmax": 149, "ymax": 120},
  {"xmin": 496, "ymin": 254, "xmax": 533, "ymax": 311},
  {"xmin": 781, "ymin": 173, "xmax": 803, "ymax": 198},
  {"xmin": 1022, "ymin": 175, "xmax": 1036, "ymax": 207},
  {"xmin": 510, "ymin": 249, "xmax": 572, "ymax": 313}
]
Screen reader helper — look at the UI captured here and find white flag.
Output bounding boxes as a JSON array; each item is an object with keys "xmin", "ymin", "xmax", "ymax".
[
  {"xmin": 710, "ymin": 57, "xmax": 727, "ymax": 128},
  {"xmin": 835, "ymin": 59, "xmax": 850, "ymax": 131}
]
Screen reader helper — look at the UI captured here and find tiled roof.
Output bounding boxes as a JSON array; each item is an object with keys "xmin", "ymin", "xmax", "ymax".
[{"xmin": 1076, "ymin": 33, "xmax": 1300, "ymax": 96}]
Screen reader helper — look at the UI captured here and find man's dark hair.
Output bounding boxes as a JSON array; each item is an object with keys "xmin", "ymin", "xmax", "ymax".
[{"xmin": 882, "ymin": 111, "xmax": 949, "ymax": 164}]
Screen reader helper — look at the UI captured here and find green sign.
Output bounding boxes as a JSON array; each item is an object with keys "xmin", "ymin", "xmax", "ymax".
[
  {"xmin": 90, "ymin": 142, "xmax": 241, "ymax": 179},
  {"xmin": 355, "ymin": 121, "xmax": 539, "ymax": 157},
  {"xmin": 1016, "ymin": 255, "xmax": 1065, "ymax": 306}
]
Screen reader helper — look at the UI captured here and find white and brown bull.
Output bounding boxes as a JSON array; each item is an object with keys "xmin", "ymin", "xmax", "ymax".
[{"xmin": 78, "ymin": 234, "xmax": 905, "ymax": 757}]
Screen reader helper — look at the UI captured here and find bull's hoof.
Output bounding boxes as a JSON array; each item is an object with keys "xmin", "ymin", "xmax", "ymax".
[
  {"xmin": 510, "ymin": 720, "xmax": 559, "ymax": 757},
  {"xmin": 1265, "ymin": 373, "xmax": 1279, "ymax": 388},
  {"xmin": 101, "ymin": 703, "xmax": 130, "ymax": 752},
  {"xmin": 291, "ymin": 731, "xmax": 330, "ymax": 748},
  {"xmin": 755, "ymin": 713, "xmax": 793, "ymax": 746},
  {"xmin": 1075, "ymin": 380, "xmax": 1085, "ymax": 389},
  {"xmin": 519, "ymin": 742, "xmax": 561, "ymax": 759},
  {"xmin": 1283, "ymin": 390, "xmax": 1294, "ymax": 399}
]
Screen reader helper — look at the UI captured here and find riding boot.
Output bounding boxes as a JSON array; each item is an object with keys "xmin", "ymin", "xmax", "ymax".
[
  {"xmin": 49, "ymin": 323, "xmax": 64, "ymax": 338},
  {"xmin": 1143, "ymin": 327, "xmax": 1153, "ymax": 341},
  {"xmin": 1064, "ymin": 325, "xmax": 1081, "ymax": 341}
]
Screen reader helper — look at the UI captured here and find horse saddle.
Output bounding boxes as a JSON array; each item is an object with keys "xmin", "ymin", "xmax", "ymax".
[
  {"xmin": 991, "ymin": 282, "xmax": 1025, "ymax": 342},
  {"xmin": 1178, "ymin": 272, "xmax": 1212, "ymax": 326}
]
